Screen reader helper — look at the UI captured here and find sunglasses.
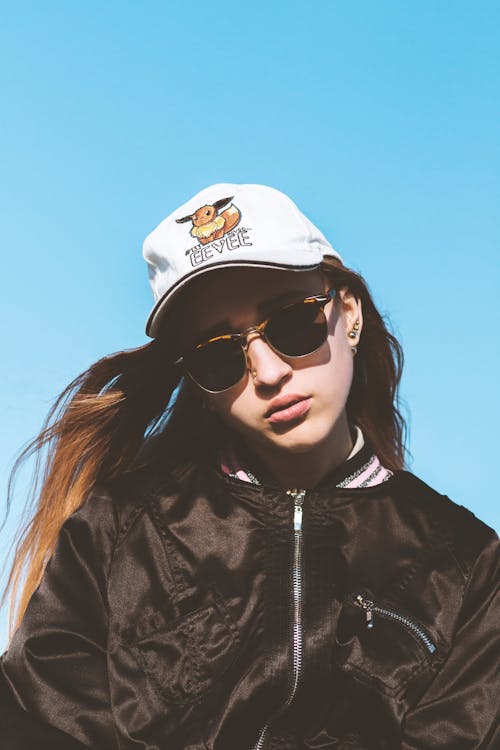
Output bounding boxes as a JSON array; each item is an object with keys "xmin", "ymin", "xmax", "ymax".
[{"xmin": 174, "ymin": 288, "xmax": 336, "ymax": 393}]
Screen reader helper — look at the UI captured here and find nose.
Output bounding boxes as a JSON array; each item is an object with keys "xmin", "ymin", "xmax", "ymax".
[{"xmin": 244, "ymin": 333, "xmax": 292, "ymax": 388}]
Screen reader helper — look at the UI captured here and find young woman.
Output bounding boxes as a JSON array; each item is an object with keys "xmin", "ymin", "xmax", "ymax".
[{"xmin": 1, "ymin": 184, "xmax": 498, "ymax": 750}]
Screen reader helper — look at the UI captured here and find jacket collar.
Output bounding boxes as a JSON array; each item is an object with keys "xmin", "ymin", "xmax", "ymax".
[{"xmin": 218, "ymin": 425, "xmax": 393, "ymax": 492}]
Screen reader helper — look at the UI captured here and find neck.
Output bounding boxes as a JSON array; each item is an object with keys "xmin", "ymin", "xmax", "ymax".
[{"xmin": 245, "ymin": 412, "xmax": 355, "ymax": 490}]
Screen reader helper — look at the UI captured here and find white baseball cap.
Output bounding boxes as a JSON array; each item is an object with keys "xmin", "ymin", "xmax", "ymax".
[{"xmin": 143, "ymin": 183, "xmax": 342, "ymax": 337}]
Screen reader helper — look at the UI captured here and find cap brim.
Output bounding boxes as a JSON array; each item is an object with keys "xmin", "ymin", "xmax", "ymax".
[{"xmin": 145, "ymin": 258, "xmax": 322, "ymax": 338}]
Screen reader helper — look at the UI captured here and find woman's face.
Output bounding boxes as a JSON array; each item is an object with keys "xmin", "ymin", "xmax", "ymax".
[{"xmin": 178, "ymin": 267, "xmax": 362, "ymax": 458}]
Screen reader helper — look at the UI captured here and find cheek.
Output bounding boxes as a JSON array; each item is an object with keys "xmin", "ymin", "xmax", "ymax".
[
  {"xmin": 304, "ymin": 310, "xmax": 353, "ymax": 385},
  {"xmin": 210, "ymin": 377, "xmax": 256, "ymax": 427},
  {"xmin": 327, "ymin": 322, "xmax": 354, "ymax": 379},
  {"xmin": 308, "ymin": 333, "xmax": 354, "ymax": 406}
]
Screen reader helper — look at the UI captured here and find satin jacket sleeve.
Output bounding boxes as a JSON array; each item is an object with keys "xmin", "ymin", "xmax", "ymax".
[
  {"xmin": 0, "ymin": 487, "xmax": 119, "ymax": 749},
  {"xmin": 401, "ymin": 527, "xmax": 500, "ymax": 749}
]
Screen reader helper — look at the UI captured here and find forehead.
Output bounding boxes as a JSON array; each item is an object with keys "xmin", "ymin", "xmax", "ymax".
[{"xmin": 177, "ymin": 266, "xmax": 325, "ymax": 344}]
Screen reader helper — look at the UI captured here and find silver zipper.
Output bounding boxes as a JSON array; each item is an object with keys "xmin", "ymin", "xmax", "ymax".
[
  {"xmin": 251, "ymin": 489, "xmax": 306, "ymax": 750},
  {"xmin": 353, "ymin": 594, "xmax": 436, "ymax": 654}
]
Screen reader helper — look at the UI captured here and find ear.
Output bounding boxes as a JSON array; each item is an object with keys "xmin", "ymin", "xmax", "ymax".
[
  {"xmin": 336, "ymin": 286, "xmax": 363, "ymax": 340},
  {"xmin": 176, "ymin": 214, "xmax": 194, "ymax": 224},
  {"xmin": 212, "ymin": 196, "xmax": 233, "ymax": 212}
]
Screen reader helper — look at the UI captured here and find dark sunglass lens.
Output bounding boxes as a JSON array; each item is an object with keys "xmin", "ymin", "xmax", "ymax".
[
  {"xmin": 186, "ymin": 338, "xmax": 245, "ymax": 391},
  {"xmin": 266, "ymin": 301, "xmax": 327, "ymax": 356}
]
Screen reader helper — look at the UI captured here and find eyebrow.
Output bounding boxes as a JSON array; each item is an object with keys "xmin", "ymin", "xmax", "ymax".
[{"xmin": 196, "ymin": 289, "xmax": 308, "ymax": 342}]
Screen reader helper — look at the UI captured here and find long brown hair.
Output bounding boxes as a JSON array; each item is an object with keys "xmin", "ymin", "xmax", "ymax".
[{"xmin": 2, "ymin": 257, "xmax": 406, "ymax": 639}]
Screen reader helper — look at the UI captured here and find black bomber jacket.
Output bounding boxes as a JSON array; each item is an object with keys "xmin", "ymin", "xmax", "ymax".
[{"xmin": 1, "ymin": 439, "xmax": 499, "ymax": 749}]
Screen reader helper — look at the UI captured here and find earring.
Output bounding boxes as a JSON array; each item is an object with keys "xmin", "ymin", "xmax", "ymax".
[
  {"xmin": 251, "ymin": 369, "xmax": 257, "ymax": 378},
  {"xmin": 348, "ymin": 319, "xmax": 360, "ymax": 339},
  {"xmin": 351, "ymin": 346, "xmax": 358, "ymax": 356}
]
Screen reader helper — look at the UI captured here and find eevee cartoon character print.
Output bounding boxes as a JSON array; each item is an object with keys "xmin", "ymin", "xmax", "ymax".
[
  {"xmin": 178, "ymin": 196, "xmax": 253, "ymax": 267},
  {"xmin": 176, "ymin": 196, "xmax": 241, "ymax": 244}
]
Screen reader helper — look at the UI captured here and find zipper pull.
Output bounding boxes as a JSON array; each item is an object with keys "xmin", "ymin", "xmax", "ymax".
[
  {"xmin": 355, "ymin": 594, "xmax": 375, "ymax": 629},
  {"xmin": 287, "ymin": 489, "xmax": 306, "ymax": 531}
]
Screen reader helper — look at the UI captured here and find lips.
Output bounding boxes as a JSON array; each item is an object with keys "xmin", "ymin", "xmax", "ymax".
[{"xmin": 265, "ymin": 394, "xmax": 311, "ymax": 424}]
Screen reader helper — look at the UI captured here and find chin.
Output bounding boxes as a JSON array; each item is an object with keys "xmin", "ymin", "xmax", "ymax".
[{"xmin": 266, "ymin": 416, "xmax": 336, "ymax": 454}]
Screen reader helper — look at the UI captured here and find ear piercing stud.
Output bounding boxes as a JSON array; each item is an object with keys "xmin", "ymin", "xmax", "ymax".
[
  {"xmin": 349, "ymin": 319, "xmax": 360, "ymax": 355},
  {"xmin": 348, "ymin": 319, "xmax": 360, "ymax": 339},
  {"xmin": 252, "ymin": 369, "xmax": 257, "ymax": 378}
]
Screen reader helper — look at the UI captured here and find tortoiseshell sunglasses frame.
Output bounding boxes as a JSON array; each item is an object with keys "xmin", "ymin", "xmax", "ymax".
[{"xmin": 174, "ymin": 288, "xmax": 337, "ymax": 393}]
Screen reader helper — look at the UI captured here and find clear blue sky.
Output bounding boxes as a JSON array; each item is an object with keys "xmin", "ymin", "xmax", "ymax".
[{"xmin": 1, "ymin": 1, "xmax": 499, "ymax": 649}]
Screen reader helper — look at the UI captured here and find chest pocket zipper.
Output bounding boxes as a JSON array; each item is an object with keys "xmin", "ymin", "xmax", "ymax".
[{"xmin": 353, "ymin": 594, "xmax": 437, "ymax": 654}]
